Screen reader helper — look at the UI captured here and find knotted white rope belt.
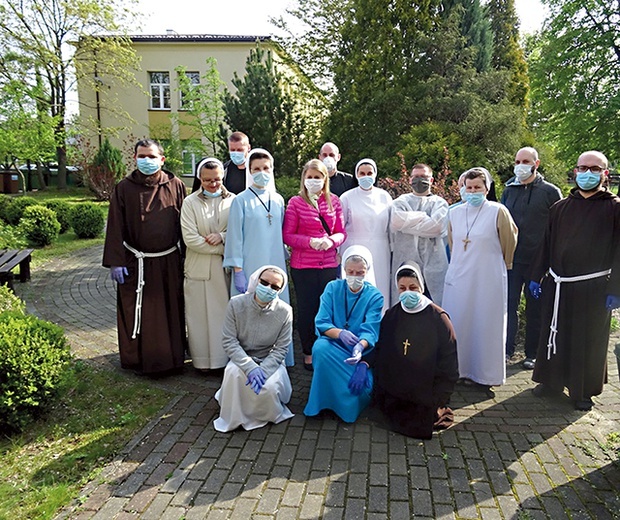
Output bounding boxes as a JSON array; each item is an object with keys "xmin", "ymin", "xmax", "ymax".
[
  {"xmin": 546, "ymin": 267, "xmax": 611, "ymax": 359},
  {"xmin": 123, "ymin": 241, "xmax": 179, "ymax": 339}
]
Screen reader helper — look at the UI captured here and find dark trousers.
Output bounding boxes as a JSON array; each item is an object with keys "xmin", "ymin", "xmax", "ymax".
[
  {"xmin": 507, "ymin": 263, "xmax": 542, "ymax": 359},
  {"xmin": 291, "ymin": 267, "xmax": 339, "ymax": 355}
]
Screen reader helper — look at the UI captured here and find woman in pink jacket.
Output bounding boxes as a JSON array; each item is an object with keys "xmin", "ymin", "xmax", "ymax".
[{"xmin": 283, "ymin": 159, "xmax": 346, "ymax": 370}]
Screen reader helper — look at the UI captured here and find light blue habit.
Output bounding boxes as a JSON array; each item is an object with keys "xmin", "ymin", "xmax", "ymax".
[
  {"xmin": 304, "ymin": 278, "xmax": 384, "ymax": 422},
  {"xmin": 223, "ymin": 186, "xmax": 294, "ymax": 366}
]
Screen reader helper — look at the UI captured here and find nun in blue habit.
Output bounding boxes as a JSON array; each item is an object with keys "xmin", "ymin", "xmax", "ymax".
[{"xmin": 304, "ymin": 245, "xmax": 384, "ymax": 422}]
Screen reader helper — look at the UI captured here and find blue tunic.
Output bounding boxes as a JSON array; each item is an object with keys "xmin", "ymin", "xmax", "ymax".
[
  {"xmin": 304, "ymin": 279, "xmax": 384, "ymax": 422},
  {"xmin": 223, "ymin": 186, "xmax": 293, "ymax": 365}
]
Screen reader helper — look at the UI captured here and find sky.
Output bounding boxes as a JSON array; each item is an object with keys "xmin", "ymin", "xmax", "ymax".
[{"xmin": 137, "ymin": 0, "xmax": 548, "ymax": 37}]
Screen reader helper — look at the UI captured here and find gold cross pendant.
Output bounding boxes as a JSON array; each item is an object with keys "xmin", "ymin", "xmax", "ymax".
[
  {"xmin": 403, "ymin": 338, "xmax": 410, "ymax": 356},
  {"xmin": 463, "ymin": 237, "xmax": 471, "ymax": 251}
]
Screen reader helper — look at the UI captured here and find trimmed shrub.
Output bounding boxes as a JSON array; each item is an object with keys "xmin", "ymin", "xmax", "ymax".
[
  {"xmin": 4, "ymin": 196, "xmax": 38, "ymax": 226},
  {"xmin": 87, "ymin": 138, "xmax": 127, "ymax": 201},
  {"xmin": 0, "ymin": 221, "xmax": 27, "ymax": 249},
  {"xmin": 20, "ymin": 205, "xmax": 61, "ymax": 247},
  {"xmin": 70, "ymin": 202, "xmax": 105, "ymax": 238},
  {"xmin": 0, "ymin": 310, "xmax": 72, "ymax": 432},
  {"xmin": 0, "ymin": 194, "xmax": 13, "ymax": 222},
  {"xmin": 44, "ymin": 200, "xmax": 72, "ymax": 233},
  {"xmin": 0, "ymin": 284, "xmax": 25, "ymax": 313}
]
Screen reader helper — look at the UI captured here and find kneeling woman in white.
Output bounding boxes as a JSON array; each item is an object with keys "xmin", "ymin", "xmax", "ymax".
[{"xmin": 214, "ymin": 265, "xmax": 294, "ymax": 432}]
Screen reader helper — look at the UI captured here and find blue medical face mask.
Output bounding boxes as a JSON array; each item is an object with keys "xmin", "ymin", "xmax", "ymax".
[
  {"xmin": 465, "ymin": 192, "xmax": 485, "ymax": 207},
  {"xmin": 252, "ymin": 171, "xmax": 272, "ymax": 188},
  {"xmin": 203, "ymin": 189, "xmax": 222, "ymax": 198},
  {"xmin": 399, "ymin": 290, "xmax": 421, "ymax": 310},
  {"xmin": 575, "ymin": 171, "xmax": 602, "ymax": 191},
  {"xmin": 230, "ymin": 151, "xmax": 246, "ymax": 166},
  {"xmin": 136, "ymin": 157, "xmax": 161, "ymax": 175},
  {"xmin": 358, "ymin": 175, "xmax": 375, "ymax": 190},
  {"xmin": 255, "ymin": 282, "xmax": 278, "ymax": 303}
]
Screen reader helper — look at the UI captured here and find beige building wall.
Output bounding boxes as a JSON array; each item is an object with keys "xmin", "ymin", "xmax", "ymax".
[{"xmin": 78, "ymin": 35, "xmax": 272, "ymax": 158}]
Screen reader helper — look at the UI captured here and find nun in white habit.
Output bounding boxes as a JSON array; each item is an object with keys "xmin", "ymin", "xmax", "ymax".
[
  {"xmin": 340, "ymin": 158, "xmax": 393, "ymax": 313},
  {"xmin": 213, "ymin": 264, "xmax": 294, "ymax": 432}
]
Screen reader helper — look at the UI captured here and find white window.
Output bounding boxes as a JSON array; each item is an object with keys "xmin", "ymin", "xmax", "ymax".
[
  {"xmin": 180, "ymin": 71, "xmax": 200, "ymax": 109},
  {"xmin": 149, "ymin": 72, "xmax": 170, "ymax": 109}
]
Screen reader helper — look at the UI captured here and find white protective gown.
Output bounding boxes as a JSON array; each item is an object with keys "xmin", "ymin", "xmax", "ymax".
[
  {"xmin": 442, "ymin": 201, "xmax": 512, "ymax": 386},
  {"xmin": 181, "ymin": 191, "xmax": 235, "ymax": 369},
  {"xmin": 390, "ymin": 193, "xmax": 449, "ymax": 306},
  {"xmin": 340, "ymin": 186, "xmax": 392, "ymax": 312}
]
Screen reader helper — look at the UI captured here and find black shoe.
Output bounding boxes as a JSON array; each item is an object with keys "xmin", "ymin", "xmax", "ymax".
[
  {"xmin": 303, "ymin": 361, "xmax": 314, "ymax": 372},
  {"xmin": 574, "ymin": 398, "xmax": 593, "ymax": 411},
  {"xmin": 522, "ymin": 358, "xmax": 536, "ymax": 370}
]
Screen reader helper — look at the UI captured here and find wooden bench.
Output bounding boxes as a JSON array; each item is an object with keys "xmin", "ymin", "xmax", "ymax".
[{"xmin": 0, "ymin": 249, "xmax": 34, "ymax": 291}]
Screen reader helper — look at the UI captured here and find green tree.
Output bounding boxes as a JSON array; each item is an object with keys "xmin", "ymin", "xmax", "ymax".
[
  {"xmin": 486, "ymin": 0, "xmax": 529, "ymax": 108},
  {"xmin": 0, "ymin": 0, "xmax": 138, "ymax": 189},
  {"xmin": 175, "ymin": 58, "xmax": 226, "ymax": 157},
  {"xmin": 527, "ymin": 0, "xmax": 620, "ymax": 164},
  {"xmin": 222, "ymin": 45, "xmax": 325, "ymax": 177}
]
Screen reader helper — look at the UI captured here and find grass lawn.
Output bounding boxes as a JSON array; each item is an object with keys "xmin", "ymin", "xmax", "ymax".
[{"xmin": 0, "ymin": 361, "xmax": 169, "ymax": 520}]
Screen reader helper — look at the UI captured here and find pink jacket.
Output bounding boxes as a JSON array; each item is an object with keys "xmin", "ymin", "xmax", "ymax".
[{"xmin": 283, "ymin": 194, "xmax": 346, "ymax": 269}]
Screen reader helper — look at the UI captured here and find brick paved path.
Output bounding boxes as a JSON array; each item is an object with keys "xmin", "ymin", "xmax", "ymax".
[{"xmin": 16, "ymin": 245, "xmax": 620, "ymax": 519}]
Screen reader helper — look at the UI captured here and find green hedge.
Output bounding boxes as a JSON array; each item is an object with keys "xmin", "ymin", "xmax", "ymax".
[
  {"xmin": 44, "ymin": 200, "xmax": 72, "ymax": 234},
  {"xmin": 0, "ymin": 308, "xmax": 72, "ymax": 432},
  {"xmin": 70, "ymin": 202, "xmax": 105, "ymax": 239},
  {"xmin": 20, "ymin": 205, "xmax": 61, "ymax": 246},
  {"xmin": 4, "ymin": 196, "xmax": 38, "ymax": 226}
]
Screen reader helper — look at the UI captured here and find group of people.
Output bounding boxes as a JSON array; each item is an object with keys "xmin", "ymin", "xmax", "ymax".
[{"xmin": 103, "ymin": 135, "xmax": 620, "ymax": 440}]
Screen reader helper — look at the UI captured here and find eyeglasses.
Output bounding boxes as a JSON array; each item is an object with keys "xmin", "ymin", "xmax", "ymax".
[
  {"xmin": 575, "ymin": 165, "xmax": 605, "ymax": 173},
  {"xmin": 202, "ymin": 179, "xmax": 223, "ymax": 185},
  {"xmin": 259, "ymin": 278, "xmax": 282, "ymax": 291}
]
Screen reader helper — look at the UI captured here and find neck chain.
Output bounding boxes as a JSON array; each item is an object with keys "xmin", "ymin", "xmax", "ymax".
[
  {"xmin": 249, "ymin": 187, "xmax": 272, "ymax": 225},
  {"xmin": 463, "ymin": 203, "xmax": 484, "ymax": 251},
  {"xmin": 344, "ymin": 286, "xmax": 364, "ymax": 329}
]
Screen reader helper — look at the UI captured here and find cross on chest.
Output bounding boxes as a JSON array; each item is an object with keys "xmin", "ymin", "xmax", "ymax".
[{"xmin": 403, "ymin": 338, "xmax": 410, "ymax": 355}]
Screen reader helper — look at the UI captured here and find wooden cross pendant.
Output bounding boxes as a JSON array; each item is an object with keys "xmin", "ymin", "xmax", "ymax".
[
  {"xmin": 403, "ymin": 338, "xmax": 410, "ymax": 356},
  {"xmin": 463, "ymin": 237, "xmax": 471, "ymax": 251},
  {"xmin": 267, "ymin": 213, "xmax": 273, "ymax": 225}
]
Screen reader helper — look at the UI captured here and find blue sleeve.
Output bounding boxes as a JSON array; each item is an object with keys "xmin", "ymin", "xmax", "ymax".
[
  {"xmin": 315, "ymin": 281, "xmax": 338, "ymax": 335},
  {"xmin": 357, "ymin": 289, "xmax": 384, "ymax": 349},
  {"xmin": 223, "ymin": 196, "xmax": 244, "ymax": 269}
]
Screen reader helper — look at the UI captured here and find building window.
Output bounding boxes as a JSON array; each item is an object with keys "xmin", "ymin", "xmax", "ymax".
[
  {"xmin": 179, "ymin": 71, "xmax": 200, "ymax": 109},
  {"xmin": 149, "ymin": 72, "xmax": 170, "ymax": 109}
]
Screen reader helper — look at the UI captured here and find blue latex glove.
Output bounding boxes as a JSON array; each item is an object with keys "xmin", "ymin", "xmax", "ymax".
[
  {"xmin": 245, "ymin": 367, "xmax": 266, "ymax": 395},
  {"xmin": 606, "ymin": 294, "xmax": 620, "ymax": 310},
  {"xmin": 344, "ymin": 341, "xmax": 364, "ymax": 365},
  {"xmin": 234, "ymin": 270, "xmax": 248, "ymax": 293},
  {"xmin": 348, "ymin": 363, "xmax": 369, "ymax": 395},
  {"xmin": 529, "ymin": 281, "xmax": 542, "ymax": 299},
  {"xmin": 338, "ymin": 329, "xmax": 359, "ymax": 347},
  {"xmin": 110, "ymin": 266, "xmax": 128, "ymax": 284}
]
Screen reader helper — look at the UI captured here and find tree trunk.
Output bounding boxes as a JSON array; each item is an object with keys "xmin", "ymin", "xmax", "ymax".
[
  {"xmin": 36, "ymin": 161, "xmax": 47, "ymax": 191},
  {"xmin": 57, "ymin": 145, "xmax": 67, "ymax": 189}
]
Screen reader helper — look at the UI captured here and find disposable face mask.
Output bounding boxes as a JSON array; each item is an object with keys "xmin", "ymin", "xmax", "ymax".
[
  {"xmin": 304, "ymin": 178, "xmax": 324, "ymax": 194},
  {"xmin": 575, "ymin": 171, "xmax": 602, "ymax": 191},
  {"xmin": 346, "ymin": 275, "xmax": 364, "ymax": 292},
  {"xmin": 465, "ymin": 192, "xmax": 485, "ymax": 207},
  {"xmin": 411, "ymin": 177, "xmax": 431, "ymax": 194},
  {"xmin": 203, "ymin": 189, "xmax": 222, "ymax": 198},
  {"xmin": 255, "ymin": 283, "xmax": 278, "ymax": 303},
  {"xmin": 252, "ymin": 171, "xmax": 272, "ymax": 188},
  {"xmin": 136, "ymin": 157, "xmax": 161, "ymax": 175},
  {"xmin": 230, "ymin": 151, "xmax": 246, "ymax": 166},
  {"xmin": 514, "ymin": 164, "xmax": 534, "ymax": 182},
  {"xmin": 322, "ymin": 156, "xmax": 337, "ymax": 172},
  {"xmin": 399, "ymin": 290, "xmax": 421, "ymax": 310},
  {"xmin": 358, "ymin": 176, "xmax": 375, "ymax": 190}
]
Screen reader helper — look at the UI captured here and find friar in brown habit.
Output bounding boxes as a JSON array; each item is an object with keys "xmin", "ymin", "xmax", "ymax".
[
  {"xmin": 103, "ymin": 138, "xmax": 187, "ymax": 375},
  {"xmin": 529, "ymin": 150, "xmax": 620, "ymax": 411}
]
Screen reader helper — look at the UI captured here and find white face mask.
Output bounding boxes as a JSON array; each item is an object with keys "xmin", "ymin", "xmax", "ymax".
[
  {"xmin": 322, "ymin": 156, "xmax": 337, "ymax": 173},
  {"xmin": 514, "ymin": 163, "xmax": 534, "ymax": 182},
  {"xmin": 304, "ymin": 178, "xmax": 324, "ymax": 194},
  {"xmin": 346, "ymin": 275, "xmax": 364, "ymax": 292}
]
